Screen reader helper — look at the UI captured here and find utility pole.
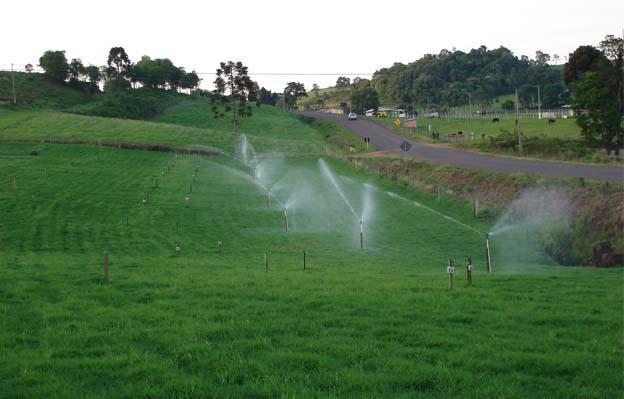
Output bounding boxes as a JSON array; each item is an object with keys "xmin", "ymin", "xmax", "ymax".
[
  {"xmin": 468, "ymin": 92, "xmax": 473, "ymax": 135},
  {"xmin": 10, "ymin": 63, "xmax": 17, "ymax": 104},
  {"xmin": 537, "ymin": 85, "xmax": 541, "ymax": 120},
  {"xmin": 515, "ymin": 88, "xmax": 522, "ymax": 151},
  {"xmin": 463, "ymin": 91, "xmax": 473, "ymax": 135}
]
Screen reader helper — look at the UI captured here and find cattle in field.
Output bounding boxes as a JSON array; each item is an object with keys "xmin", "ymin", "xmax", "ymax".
[
  {"xmin": 492, "ymin": 117, "xmax": 500, "ymax": 123},
  {"xmin": 548, "ymin": 118, "xmax": 556, "ymax": 124}
]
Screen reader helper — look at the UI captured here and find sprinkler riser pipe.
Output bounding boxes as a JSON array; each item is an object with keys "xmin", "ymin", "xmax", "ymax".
[
  {"xmin": 485, "ymin": 238, "xmax": 492, "ymax": 273},
  {"xmin": 360, "ymin": 220, "xmax": 364, "ymax": 250}
]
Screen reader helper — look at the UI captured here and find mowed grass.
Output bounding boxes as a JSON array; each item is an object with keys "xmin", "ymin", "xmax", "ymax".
[
  {"xmin": 0, "ymin": 142, "xmax": 622, "ymax": 398},
  {"xmin": 386, "ymin": 116, "xmax": 581, "ymax": 140},
  {"xmin": 0, "ymin": 105, "xmax": 330, "ymax": 154}
]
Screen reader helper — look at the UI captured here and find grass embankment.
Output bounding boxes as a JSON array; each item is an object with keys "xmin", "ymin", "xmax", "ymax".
[
  {"xmin": 374, "ymin": 116, "xmax": 623, "ymax": 164},
  {"xmin": 0, "ymin": 142, "xmax": 621, "ymax": 398},
  {"xmin": 348, "ymin": 155, "xmax": 623, "ymax": 266},
  {"xmin": 0, "ymin": 72, "xmax": 87, "ymax": 108},
  {"xmin": 0, "ymin": 105, "xmax": 339, "ymax": 154}
]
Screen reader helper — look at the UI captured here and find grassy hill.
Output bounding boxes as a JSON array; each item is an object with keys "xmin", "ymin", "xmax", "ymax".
[
  {"xmin": 0, "ymin": 141, "xmax": 621, "ymax": 398},
  {"xmin": 0, "ymin": 78, "xmax": 622, "ymax": 397},
  {"xmin": 0, "ymin": 71, "xmax": 87, "ymax": 108}
]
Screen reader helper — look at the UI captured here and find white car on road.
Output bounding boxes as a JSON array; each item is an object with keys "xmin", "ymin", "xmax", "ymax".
[{"xmin": 348, "ymin": 112, "xmax": 357, "ymax": 120}]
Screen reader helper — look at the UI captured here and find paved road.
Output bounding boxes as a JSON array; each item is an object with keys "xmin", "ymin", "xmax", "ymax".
[{"xmin": 301, "ymin": 112, "xmax": 624, "ymax": 182}]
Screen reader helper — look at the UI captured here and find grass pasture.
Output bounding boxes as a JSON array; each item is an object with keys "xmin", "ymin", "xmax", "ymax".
[
  {"xmin": 383, "ymin": 116, "xmax": 582, "ymax": 141},
  {"xmin": 0, "ymin": 141, "xmax": 622, "ymax": 398},
  {"xmin": 0, "ymin": 107, "xmax": 330, "ymax": 155}
]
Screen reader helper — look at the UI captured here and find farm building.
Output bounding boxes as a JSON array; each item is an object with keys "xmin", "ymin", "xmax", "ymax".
[{"xmin": 320, "ymin": 107, "xmax": 344, "ymax": 115}]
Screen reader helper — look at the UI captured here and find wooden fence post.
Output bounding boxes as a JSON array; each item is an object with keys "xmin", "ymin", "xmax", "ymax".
[{"xmin": 103, "ymin": 251, "xmax": 109, "ymax": 284}]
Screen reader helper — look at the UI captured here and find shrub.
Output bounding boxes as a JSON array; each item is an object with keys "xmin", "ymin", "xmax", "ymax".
[{"xmin": 68, "ymin": 88, "xmax": 182, "ymax": 120}]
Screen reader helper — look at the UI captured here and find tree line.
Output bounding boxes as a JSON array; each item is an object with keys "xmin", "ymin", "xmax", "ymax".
[
  {"xmin": 37, "ymin": 47, "xmax": 201, "ymax": 94},
  {"xmin": 370, "ymin": 46, "xmax": 564, "ymax": 111}
]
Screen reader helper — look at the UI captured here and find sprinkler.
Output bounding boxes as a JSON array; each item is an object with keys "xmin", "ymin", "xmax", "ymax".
[
  {"xmin": 284, "ymin": 207, "xmax": 289, "ymax": 232},
  {"xmin": 485, "ymin": 233, "xmax": 492, "ymax": 273},
  {"xmin": 360, "ymin": 219, "xmax": 364, "ymax": 250},
  {"xmin": 268, "ymin": 189, "xmax": 272, "ymax": 208}
]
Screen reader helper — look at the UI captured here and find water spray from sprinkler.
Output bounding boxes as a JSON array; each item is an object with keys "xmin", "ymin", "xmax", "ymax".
[
  {"xmin": 268, "ymin": 188, "xmax": 272, "ymax": 208},
  {"xmin": 284, "ymin": 207, "xmax": 289, "ymax": 232}
]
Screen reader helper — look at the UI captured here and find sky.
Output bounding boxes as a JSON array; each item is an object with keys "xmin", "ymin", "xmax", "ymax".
[{"xmin": 2, "ymin": 0, "xmax": 622, "ymax": 92}]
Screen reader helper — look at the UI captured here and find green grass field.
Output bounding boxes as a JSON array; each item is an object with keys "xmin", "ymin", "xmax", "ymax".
[
  {"xmin": 0, "ymin": 85, "xmax": 622, "ymax": 397},
  {"xmin": 381, "ymin": 116, "xmax": 581, "ymax": 140},
  {"xmin": 0, "ymin": 106, "xmax": 330, "ymax": 155},
  {"xmin": 0, "ymin": 141, "xmax": 621, "ymax": 398},
  {"xmin": 0, "ymin": 72, "xmax": 87, "ymax": 108}
]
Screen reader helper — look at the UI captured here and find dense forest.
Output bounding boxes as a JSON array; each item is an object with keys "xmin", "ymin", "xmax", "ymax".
[{"xmin": 371, "ymin": 46, "xmax": 565, "ymax": 110}]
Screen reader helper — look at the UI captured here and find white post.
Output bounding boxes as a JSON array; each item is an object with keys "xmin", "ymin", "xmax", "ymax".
[
  {"xmin": 10, "ymin": 63, "xmax": 16, "ymax": 104},
  {"xmin": 537, "ymin": 85, "xmax": 541, "ymax": 120}
]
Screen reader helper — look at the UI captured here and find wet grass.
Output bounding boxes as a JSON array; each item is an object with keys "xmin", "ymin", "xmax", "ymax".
[{"xmin": 0, "ymin": 142, "xmax": 621, "ymax": 398}]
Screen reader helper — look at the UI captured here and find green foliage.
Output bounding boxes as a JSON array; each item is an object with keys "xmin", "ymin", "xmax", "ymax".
[
  {"xmin": 563, "ymin": 45, "xmax": 606, "ymax": 85},
  {"xmin": 130, "ymin": 56, "xmax": 186, "ymax": 90},
  {"xmin": 501, "ymin": 99, "xmax": 515, "ymax": 111},
  {"xmin": 0, "ymin": 71, "xmax": 86, "ymax": 108},
  {"xmin": 372, "ymin": 46, "xmax": 563, "ymax": 108},
  {"xmin": 38, "ymin": 50, "xmax": 69, "ymax": 82},
  {"xmin": 487, "ymin": 129, "xmax": 591, "ymax": 158},
  {"xmin": 566, "ymin": 37, "xmax": 623, "ymax": 154},
  {"xmin": 211, "ymin": 61, "xmax": 258, "ymax": 129},
  {"xmin": 67, "ymin": 88, "xmax": 182, "ymax": 119},
  {"xmin": 350, "ymin": 83, "xmax": 379, "ymax": 114},
  {"xmin": 335, "ymin": 76, "xmax": 351, "ymax": 89},
  {"xmin": 258, "ymin": 87, "xmax": 279, "ymax": 106},
  {"xmin": 284, "ymin": 81, "xmax": 307, "ymax": 110}
]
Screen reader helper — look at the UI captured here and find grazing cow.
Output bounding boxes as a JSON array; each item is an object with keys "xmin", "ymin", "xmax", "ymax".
[
  {"xmin": 492, "ymin": 117, "xmax": 500, "ymax": 123},
  {"xmin": 548, "ymin": 118, "xmax": 556, "ymax": 124}
]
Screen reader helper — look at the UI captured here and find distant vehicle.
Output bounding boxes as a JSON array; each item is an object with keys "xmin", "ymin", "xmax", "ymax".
[{"xmin": 348, "ymin": 112, "xmax": 357, "ymax": 120}]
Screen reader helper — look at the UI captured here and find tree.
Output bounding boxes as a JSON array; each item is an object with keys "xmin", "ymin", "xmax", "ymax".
[
  {"xmin": 599, "ymin": 34, "xmax": 623, "ymax": 120},
  {"xmin": 534, "ymin": 50, "xmax": 551, "ymax": 66},
  {"xmin": 572, "ymin": 70, "xmax": 622, "ymax": 154},
  {"xmin": 24, "ymin": 64, "xmax": 33, "ymax": 73},
  {"xmin": 180, "ymin": 70, "xmax": 201, "ymax": 93},
  {"xmin": 107, "ymin": 47, "xmax": 131, "ymax": 76},
  {"xmin": 566, "ymin": 39, "xmax": 623, "ymax": 155},
  {"xmin": 39, "ymin": 50, "xmax": 69, "ymax": 82},
  {"xmin": 84, "ymin": 65, "xmax": 101, "ymax": 94},
  {"xmin": 312, "ymin": 83, "xmax": 320, "ymax": 97},
  {"xmin": 211, "ymin": 61, "xmax": 258, "ymax": 142},
  {"xmin": 336, "ymin": 76, "xmax": 350, "ymax": 90},
  {"xmin": 283, "ymin": 82, "xmax": 307, "ymax": 110},
  {"xmin": 563, "ymin": 45, "xmax": 606, "ymax": 85},
  {"xmin": 541, "ymin": 83, "xmax": 565, "ymax": 107},
  {"xmin": 105, "ymin": 47, "xmax": 131, "ymax": 91},
  {"xmin": 350, "ymin": 85, "xmax": 379, "ymax": 114},
  {"xmin": 258, "ymin": 87, "xmax": 278, "ymax": 106},
  {"xmin": 501, "ymin": 99, "xmax": 515, "ymax": 111},
  {"xmin": 68, "ymin": 58, "xmax": 85, "ymax": 84}
]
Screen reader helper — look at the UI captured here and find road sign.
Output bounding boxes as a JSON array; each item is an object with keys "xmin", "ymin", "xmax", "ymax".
[
  {"xmin": 400, "ymin": 141, "xmax": 411, "ymax": 152},
  {"xmin": 394, "ymin": 119, "xmax": 401, "ymax": 126}
]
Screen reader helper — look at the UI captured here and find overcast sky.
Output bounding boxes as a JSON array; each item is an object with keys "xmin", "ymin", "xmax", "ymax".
[{"xmin": 2, "ymin": 0, "xmax": 621, "ymax": 92}]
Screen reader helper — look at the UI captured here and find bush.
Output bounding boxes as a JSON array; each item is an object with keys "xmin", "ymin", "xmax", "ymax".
[
  {"xmin": 68, "ymin": 88, "xmax": 182, "ymax": 120},
  {"xmin": 488, "ymin": 129, "xmax": 591, "ymax": 159}
]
